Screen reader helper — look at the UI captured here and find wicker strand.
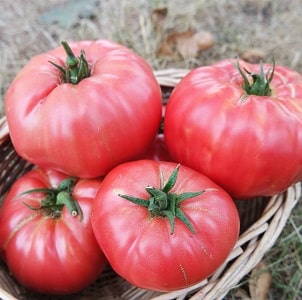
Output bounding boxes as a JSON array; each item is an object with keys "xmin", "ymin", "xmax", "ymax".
[
  {"xmin": 201, "ymin": 238, "xmax": 259, "ymax": 300},
  {"xmin": 0, "ymin": 71, "xmax": 301, "ymax": 300},
  {"xmin": 0, "ymin": 287, "xmax": 18, "ymax": 300},
  {"xmin": 151, "ymin": 279, "xmax": 208, "ymax": 300},
  {"xmin": 199, "ymin": 183, "xmax": 301, "ymax": 300},
  {"xmin": 0, "ymin": 117, "xmax": 9, "ymax": 144},
  {"xmin": 153, "ymin": 69, "xmax": 189, "ymax": 87}
]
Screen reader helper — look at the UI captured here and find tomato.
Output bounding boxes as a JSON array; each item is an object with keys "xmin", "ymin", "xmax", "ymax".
[
  {"xmin": 138, "ymin": 133, "xmax": 174, "ymax": 162},
  {"xmin": 0, "ymin": 168, "xmax": 106, "ymax": 295},
  {"xmin": 5, "ymin": 40, "xmax": 162, "ymax": 178},
  {"xmin": 164, "ymin": 59, "xmax": 302, "ymax": 199},
  {"xmin": 91, "ymin": 160, "xmax": 239, "ymax": 292}
]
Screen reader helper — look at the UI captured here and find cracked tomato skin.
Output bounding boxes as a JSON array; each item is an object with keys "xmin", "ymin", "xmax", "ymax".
[
  {"xmin": 5, "ymin": 40, "xmax": 162, "ymax": 178},
  {"xmin": 0, "ymin": 168, "xmax": 106, "ymax": 295},
  {"xmin": 164, "ymin": 59, "xmax": 302, "ymax": 199},
  {"xmin": 91, "ymin": 160, "xmax": 239, "ymax": 292}
]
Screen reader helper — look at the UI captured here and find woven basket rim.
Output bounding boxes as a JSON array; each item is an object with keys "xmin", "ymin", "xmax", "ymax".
[{"xmin": 0, "ymin": 68, "xmax": 301, "ymax": 300}]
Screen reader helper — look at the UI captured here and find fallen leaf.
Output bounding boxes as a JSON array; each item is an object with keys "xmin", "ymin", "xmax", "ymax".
[
  {"xmin": 249, "ymin": 261, "xmax": 272, "ymax": 300},
  {"xmin": 241, "ymin": 48, "xmax": 266, "ymax": 64},
  {"xmin": 193, "ymin": 31, "xmax": 216, "ymax": 51},
  {"xmin": 156, "ymin": 39, "xmax": 177, "ymax": 58},
  {"xmin": 157, "ymin": 29, "xmax": 214, "ymax": 59},
  {"xmin": 151, "ymin": 6, "xmax": 168, "ymax": 28},
  {"xmin": 171, "ymin": 29, "xmax": 198, "ymax": 59}
]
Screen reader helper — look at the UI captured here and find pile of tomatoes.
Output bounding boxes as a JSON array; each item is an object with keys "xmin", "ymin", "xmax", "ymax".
[{"xmin": 1, "ymin": 39, "xmax": 302, "ymax": 295}]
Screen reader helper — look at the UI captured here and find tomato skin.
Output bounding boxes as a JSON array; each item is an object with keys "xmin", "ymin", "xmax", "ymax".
[
  {"xmin": 5, "ymin": 40, "xmax": 162, "ymax": 178},
  {"xmin": 0, "ymin": 168, "xmax": 106, "ymax": 295},
  {"xmin": 164, "ymin": 59, "xmax": 302, "ymax": 199},
  {"xmin": 91, "ymin": 160, "xmax": 239, "ymax": 292},
  {"xmin": 138, "ymin": 133, "xmax": 175, "ymax": 162}
]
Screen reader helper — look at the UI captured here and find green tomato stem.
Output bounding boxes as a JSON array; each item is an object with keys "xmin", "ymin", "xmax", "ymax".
[
  {"xmin": 118, "ymin": 164, "xmax": 204, "ymax": 234},
  {"xmin": 21, "ymin": 177, "xmax": 82, "ymax": 220},
  {"xmin": 49, "ymin": 41, "xmax": 90, "ymax": 84},
  {"xmin": 236, "ymin": 58, "xmax": 275, "ymax": 96}
]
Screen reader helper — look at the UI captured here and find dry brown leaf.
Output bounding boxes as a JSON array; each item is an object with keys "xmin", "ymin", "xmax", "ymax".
[
  {"xmin": 156, "ymin": 39, "xmax": 177, "ymax": 59},
  {"xmin": 157, "ymin": 29, "xmax": 214, "ymax": 59},
  {"xmin": 249, "ymin": 261, "xmax": 272, "ymax": 300},
  {"xmin": 241, "ymin": 48, "xmax": 266, "ymax": 64},
  {"xmin": 176, "ymin": 30, "xmax": 214, "ymax": 59},
  {"xmin": 193, "ymin": 31, "xmax": 216, "ymax": 51},
  {"xmin": 232, "ymin": 288, "xmax": 251, "ymax": 300},
  {"xmin": 151, "ymin": 6, "xmax": 168, "ymax": 27},
  {"xmin": 173, "ymin": 30, "xmax": 199, "ymax": 59}
]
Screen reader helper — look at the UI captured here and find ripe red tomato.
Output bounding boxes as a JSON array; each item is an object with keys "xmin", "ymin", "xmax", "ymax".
[
  {"xmin": 0, "ymin": 168, "xmax": 106, "ymax": 295},
  {"xmin": 164, "ymin": 59, "xmax": 302, "ymax": 199},
  {"xmin": 5, "ymin": 40, "xmax": 162, "ymax": 178},
  {"xmin": 138, "ymin": 133, "xmax": 174, "ymax": 162},
  {"xmin": 91, "ymin": 160, "xmax": 239, "ymax": 292}
]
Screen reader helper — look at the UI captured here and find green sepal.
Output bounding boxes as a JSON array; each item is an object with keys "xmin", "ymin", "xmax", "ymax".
[
  {"xmin": 20, "ymin": 177, "xmax": 82, "ymax": 220},
  {"xmin": 146, "ymin": 186, "xmax": 168, "ymax": 209},
  {"xmin": 118, "ymin": 194, "xmax": 149, "ymax": 208},
  {"xmin": 161, "ymin": 164, "xmax": 180, "ymax": 193},
  {"xmin": 177, "ymin": 191, "xmax": 204, "ymax": 203},
  {"xmin": 235, "ymin": 58, "xmax": 275, "ymax": 96},
  {"xmin": 58, "ymin": 177, "xmax": 76, "ymax": 192},
  {"xmin": 119, "ymin": 165, "xmax": 204, "ymax": 234},
  {"xmin": 175, "ymin": 208, "xmax": 195, "ymax": 234},
  {"xmin": 49, "ymin": 41, "xmax": 90, "ymax": 84},
  {"xmin": 162, "ymin": 209, "xmax": 176, "ymax": 234}
]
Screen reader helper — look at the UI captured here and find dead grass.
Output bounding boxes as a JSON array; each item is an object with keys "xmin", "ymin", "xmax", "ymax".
[
  {"xmin": 1, "ymin": 0, "xmax": 302, "ymax": 105},
  {"xmin": 1, "ymin": 0, "xmax": 302, "ymax": 299}
]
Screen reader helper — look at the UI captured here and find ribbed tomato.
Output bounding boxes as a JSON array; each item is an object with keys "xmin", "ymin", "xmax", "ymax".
[
  {"xmin": 5, "ymin": 40, "xmax": 162, "ymax": 178},
  {"xmin": 0, "ymin": 168, "xmax": 106, "ymax": 295},
  {"xmin": 91, "ymin": 160, "xmax": 239, "ymax": 291},
  {"xmin": 164, "ymin": 59, "xmax": 302, "ymax": 199}
]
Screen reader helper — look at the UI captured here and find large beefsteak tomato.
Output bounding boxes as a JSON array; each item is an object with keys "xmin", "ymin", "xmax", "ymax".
[
  {"xmin": 91, "ymin": 160, "xmax": 239, "ymax": 292},
  {"xmin": 138, "ymin": 133, "xmax": 174, "ymax": 162},
  {"xmin": 0, "ymin": 168, "xmax": 106, "ymax": 295},
  {"xmin": 164, "ymin": 59, "xmax": 302, "ymax": 199},
  {"xmin": 4, "ymin": 40, "xmax": 162, "ymax": 178}
]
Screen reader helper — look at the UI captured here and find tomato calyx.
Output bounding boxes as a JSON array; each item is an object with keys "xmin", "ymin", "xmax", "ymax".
[
  {"xmin": 118, "ymin": 164, "xmax": 203, "ymax": 234},
  {"xmin": 22, "ymin": 177, "xmax": 83, "ymax": 220},
  {"xmin": 49, "ymin": 41, "xmax": 90, "ymax": 84},
  {"xmin": 236, "ymin": 58, "xmax": 275, "ymax": 96}
]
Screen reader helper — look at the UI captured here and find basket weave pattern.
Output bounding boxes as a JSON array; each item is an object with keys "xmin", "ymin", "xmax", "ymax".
[{"xmin": 0, "ymin": 70, "xmax": 301, "ymax": 300}]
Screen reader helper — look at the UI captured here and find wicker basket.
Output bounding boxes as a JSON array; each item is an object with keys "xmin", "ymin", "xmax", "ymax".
[{"xmin": 0, "ymin": 69, "xmax": 301, "ymax": 300}]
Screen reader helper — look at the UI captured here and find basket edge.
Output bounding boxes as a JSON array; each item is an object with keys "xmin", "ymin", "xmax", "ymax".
[
  {"xmin": 0, "ymin": 116, "xmax": 9, "ymax": 144},
  {"xmin": 0, "ymin": 286, "xmax": 18, "ymax": 300}
]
